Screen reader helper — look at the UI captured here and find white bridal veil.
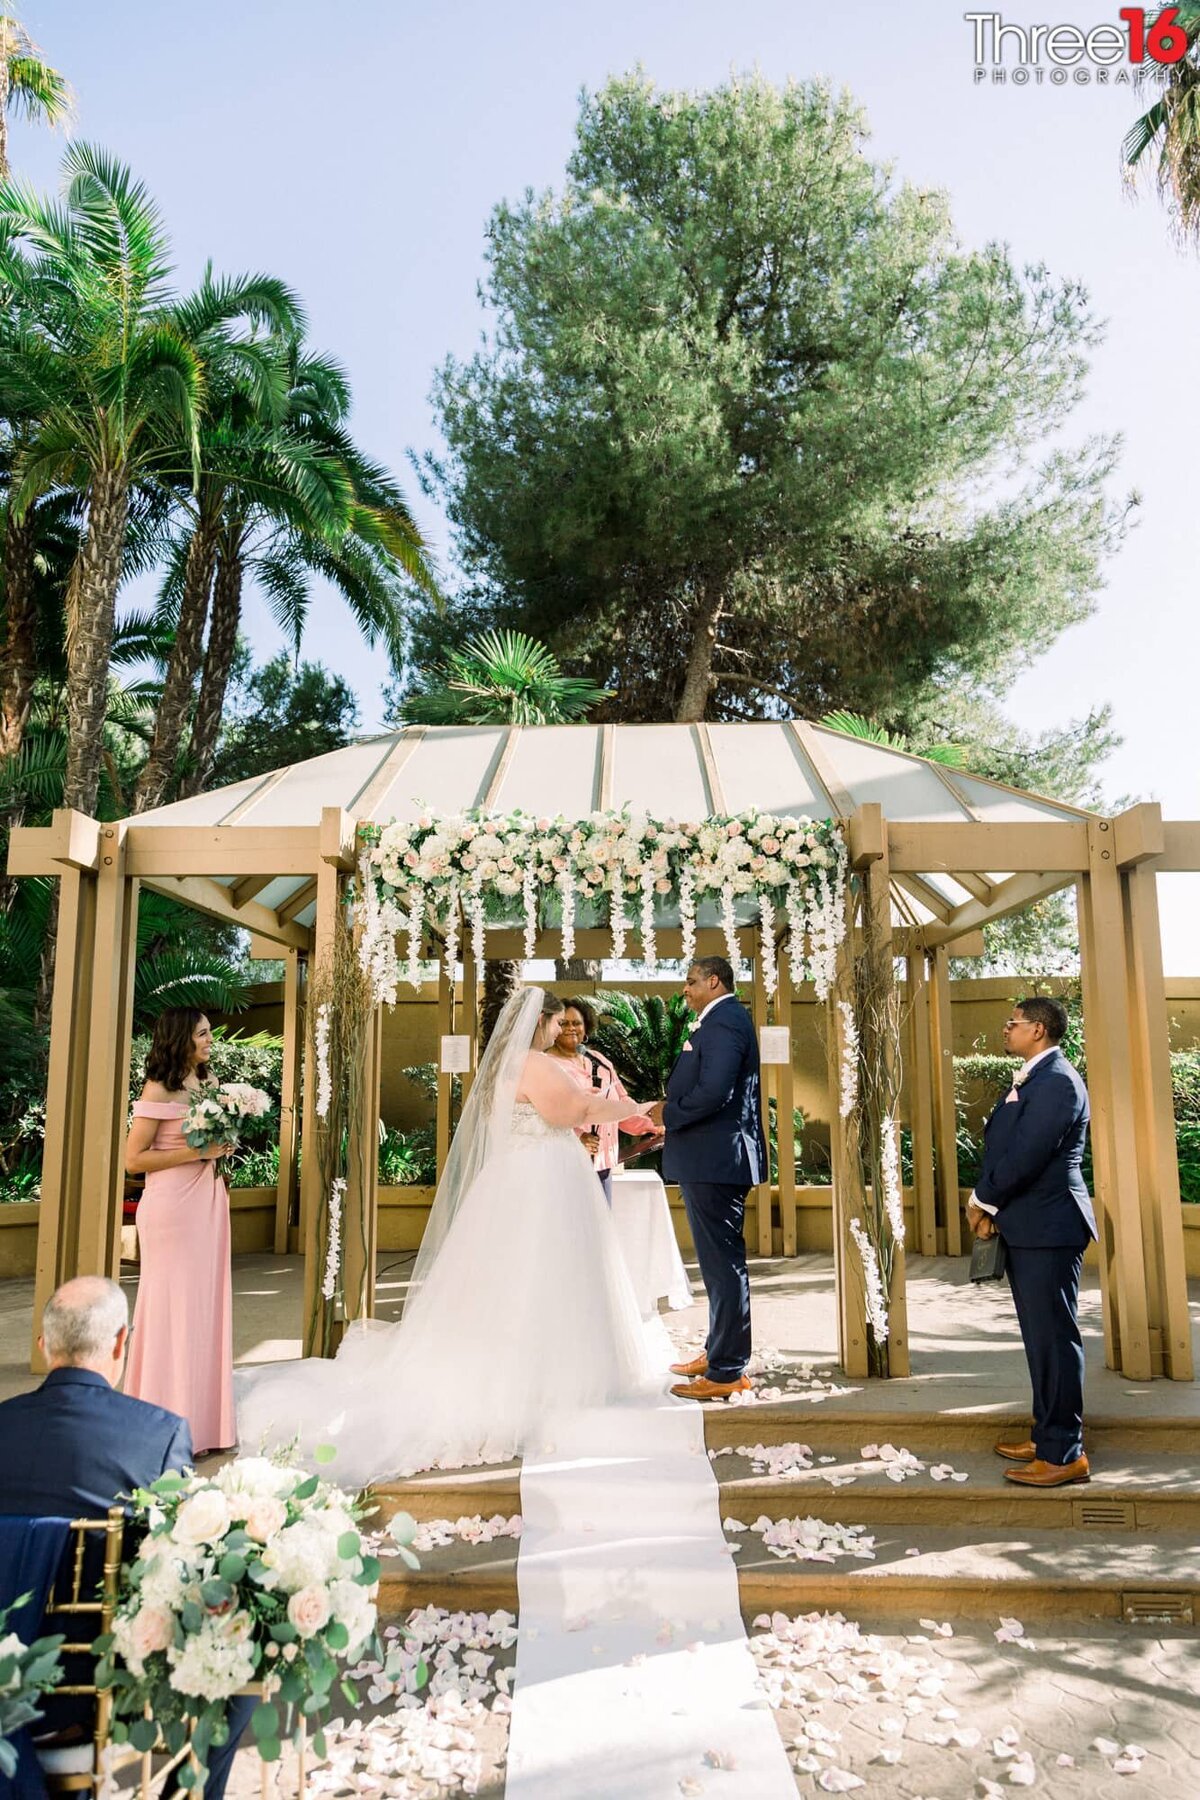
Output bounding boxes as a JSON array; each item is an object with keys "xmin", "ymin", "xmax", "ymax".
[{"xmin": 407, "ymin": 983, "xmax": 544, "ymax": 1303}]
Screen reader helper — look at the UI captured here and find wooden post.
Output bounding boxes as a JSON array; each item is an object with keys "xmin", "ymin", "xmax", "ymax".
[
  {"xmin": 460, "ymin": 938, "xmax": 478, "ymax": 1110},
  {"xmin": 905, "ymin": 950, "xmax": 937, "ymax": 1257},
  {"xmin": 928, "ymin": 946, "xmax": 962, "ymax": 1256},
  {"xmin": 1077, "ymin": 817, "xmax": 1153, "ymax": 1380},
  {"xmin": 1076, "ymin": 873, "xmax": 1121, "ymax": 1372},
  {"xmin": 865, "ymin": 847, "xmax": 910, "ymax": 1379},
  {"xmin": 1122, "ymin": 859, "xmax": 1193, "ymax": 1380},
  {"xmin": 274, "ymin": 949, "xmax": 304, "ymax": 1255},
  {"xmin": 300, "ymin": 859, "xmax": 341, "ymax": 1358},
  {"xmin": 76, "ymin": 826, "xmax": 139, "ymax": 1281},
  {"xmin": 31, "ymin": 864, "xmax": 98, "ymax": 1368},
  {"xmin": 435, "ymin": 958, "xmax": 455, "ymax": 1178},
  {"xmin": 751, "ymin": 948, "xmax": 773, "ymax": 1256},
  {"xmin": 342, "ymin": 1003, "xmax": 381, "ymax": 1326},
  {"xmin": 775, "ymin": 949, "xmax": 798, "ymax": 1258}
]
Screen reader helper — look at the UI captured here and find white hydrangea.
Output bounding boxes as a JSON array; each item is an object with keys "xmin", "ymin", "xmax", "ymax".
[{"xmin": 167, "ymin": 1619, "xmax": 256, "ymax": 1703}]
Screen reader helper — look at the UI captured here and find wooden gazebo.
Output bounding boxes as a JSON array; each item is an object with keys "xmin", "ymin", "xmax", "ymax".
[{"xmin": 9, "ymin": 721, "xmax": 1195, "ymax": 1382}]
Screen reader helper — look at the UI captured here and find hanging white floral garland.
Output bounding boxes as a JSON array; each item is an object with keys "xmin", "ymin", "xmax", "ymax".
[
  {"xmin": 314, "ymin": 1004, "xmax": 333, "ymax": 1119},
  {"xmin": 356, "ymin": 807, "xmax": 846, "ymax": 1005},
  {"xmin": 849, "ymin": 1217, "xmax": 890, "ymax": 1344},
  {"xmin": 321, "ymin": 1176, "xmax": 346, "ymax": 1301}
]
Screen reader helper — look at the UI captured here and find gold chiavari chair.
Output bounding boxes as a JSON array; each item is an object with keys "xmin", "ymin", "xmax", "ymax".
[{"xmin": 35, "ymin": 1506, "xmax": 125, "ymax": 1795}]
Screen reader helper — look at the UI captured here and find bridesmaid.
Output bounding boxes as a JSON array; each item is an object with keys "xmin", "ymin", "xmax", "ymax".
[{"xmin": 124, "ymin": 1008, "xmax": 235, "ymax": 1455}]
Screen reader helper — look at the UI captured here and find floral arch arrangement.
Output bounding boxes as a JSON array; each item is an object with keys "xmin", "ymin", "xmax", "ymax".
[{"xmin": 355, "ymin": 806, "xmax": 848, "ymax": 1001}]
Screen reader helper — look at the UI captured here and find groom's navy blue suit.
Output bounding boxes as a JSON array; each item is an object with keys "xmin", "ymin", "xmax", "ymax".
[
  {"xmin": 662, "ymin": 995, "xmax": 765, "ymax": 1382},
  {"xmin": 975, "ymin": 1046, "xmax": 1096, "ymax": 1465}
]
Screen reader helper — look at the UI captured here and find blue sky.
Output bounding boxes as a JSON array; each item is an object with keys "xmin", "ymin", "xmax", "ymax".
[{"xmin": 18, "ymin": 1, "xmax": 1200, "ymax": 966}]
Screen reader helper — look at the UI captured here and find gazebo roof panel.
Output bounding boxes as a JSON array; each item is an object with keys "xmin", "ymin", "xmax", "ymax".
[
  {"xmin": 487, "ymin": 724, "xmax": 602, "ymax": 817},
  {"xmin": 247, "ymin": 738, "xmax": 400, "ymax": 827},
  {"xmin": 133, "ymin": 772, "xmax": 270, "ymax": 828},
  {"xmin": 948, "ymin": 773, "xmax": 1084, "ymax": 825},
  {"xmin": 706, "ymin": 722, "xmax": 829, "ymax": 819},
  {"xmin": 610, "ymin": 725, "xmax": 712, "ymax": 818},
  {"xmin": 815, "ymin": 733, "xmax": 971, "ymax": 823},
  {"xmin": 369, "ymin": 725, "xmax": 508, "ymax": 821}
]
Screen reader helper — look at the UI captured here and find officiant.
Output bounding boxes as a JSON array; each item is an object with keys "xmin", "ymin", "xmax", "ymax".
[{"xmin": 544, "ymin": 999, "xmax": 660, "ymax": 1203}]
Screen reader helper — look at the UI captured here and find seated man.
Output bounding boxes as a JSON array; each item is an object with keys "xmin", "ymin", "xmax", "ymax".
[{"xmin": 0, "ymin": 1276, "xmax": 250, "ymax": 1798}]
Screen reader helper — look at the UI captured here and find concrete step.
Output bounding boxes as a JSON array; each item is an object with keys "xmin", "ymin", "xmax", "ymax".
[
  {"xmin": 365, "ymin": 1446, "xmax": 1200, "ymax": 1534},
  {"xmin": 700, "ymin": 1404, "xmax": 1200, "ymax": 1455},
  {"xmin": 372, "ymin": 1523, "xmax": 1200, "ymax": 1626}
]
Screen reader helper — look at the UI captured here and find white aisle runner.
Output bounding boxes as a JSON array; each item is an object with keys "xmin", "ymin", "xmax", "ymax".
[{"xmin": 505, "ymin": 1321, "xmax": 796, "ymax": 1800}]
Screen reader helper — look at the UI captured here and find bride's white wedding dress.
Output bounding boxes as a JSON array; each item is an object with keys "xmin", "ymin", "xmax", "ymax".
[{"xmin": 237, "ymin": 995, "xmax": 661, "ymax": 1486}]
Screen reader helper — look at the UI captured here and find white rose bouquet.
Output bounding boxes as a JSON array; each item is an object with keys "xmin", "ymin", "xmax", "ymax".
[
  {"xmin": 181, "ymin": 1083, "xmax": 273, "ymax": 1172},
  {"xmin": 96, "ymin": 1454, "xmax": 405, "ymax": 1785},
  {"xmin": 0, "ymin": 1605, "xmax": 64, "ymax": 1778}
]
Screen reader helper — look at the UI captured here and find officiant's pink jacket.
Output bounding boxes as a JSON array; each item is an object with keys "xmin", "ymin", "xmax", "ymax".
[{"xmin": 555, "ymin": 1050, "xmax": 657, "ymax": 1171}]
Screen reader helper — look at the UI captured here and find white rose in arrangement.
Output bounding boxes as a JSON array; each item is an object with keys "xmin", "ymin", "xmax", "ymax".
[
  {"xmin": 172, "ymin": 1487, "xmax": 232, "ymax": 1548},
  {"xmin": 287, "ymin": 1585, "xmax": 333, "ymax": 1638},
  {"xmin": 328, "ymin": 1578, "xmax": 376, "ymax": 1651},
  {"xmin": 214, "ymin": 1457, "xmax": 295, "ymax": 1504}
]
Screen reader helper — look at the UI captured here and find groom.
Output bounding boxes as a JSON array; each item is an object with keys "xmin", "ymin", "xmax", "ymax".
[{"xmin": 649, "ymin": 957, "xmax": 765, "ymax": 1400}]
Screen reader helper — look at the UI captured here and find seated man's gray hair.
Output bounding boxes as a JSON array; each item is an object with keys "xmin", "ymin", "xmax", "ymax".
[
  {"xmin": 691, "ymin": 955, "xmax": 736, "ymax": 992},
  {"xmin": 42, "ymin": 1276, "xmax": 128, "ymax": 1363}
]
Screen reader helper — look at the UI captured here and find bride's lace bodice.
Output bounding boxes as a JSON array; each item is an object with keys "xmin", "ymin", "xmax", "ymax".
[{"xmin": 510, "ymin": 1100, "xmax": 576, "ymax": 1146}]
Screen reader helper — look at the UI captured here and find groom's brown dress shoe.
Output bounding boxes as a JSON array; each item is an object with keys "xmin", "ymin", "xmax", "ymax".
[
  {"xmin": 993, "ymin": 1438, "xmax": 1037, "ymax": 1462},
  {"xmin": 1004, "ymin": 1454, "xmax": 1090, "ymax": 1488},
  {"xmin": 670, "ymin": 1354, "xmax": 709, "ymax": 1377},
  {"xmin": 670, "ymin": 1375, "xmax": 752, "ymax": 1401}
]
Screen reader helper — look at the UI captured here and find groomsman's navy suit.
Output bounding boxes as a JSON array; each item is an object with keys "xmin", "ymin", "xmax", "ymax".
[
  {"xmin": 975, "ymin": 1047, "xmax": 1097, "ymax": 1465},
  {"xmin": 0, "ymin": 1371, "xmax": 252, "ymax": 1799},
  {"xmin": 662, "ymin": 994, "xmax": 766, "ymax": 1383}
]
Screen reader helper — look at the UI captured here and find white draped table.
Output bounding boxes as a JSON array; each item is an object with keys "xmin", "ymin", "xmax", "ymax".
[{"xmin": 609, "ymin": 1169, "xmax": 693, "ymax": 1316}]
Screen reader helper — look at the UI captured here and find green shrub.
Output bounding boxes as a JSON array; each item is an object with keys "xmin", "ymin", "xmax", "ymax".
[
  {"xmin": 379, "ymin": 1126, "xmax": 437, "ymax": 1186},
  {"xmin": 226, "ymin": 1145, "xmax": 281, "ymax": 1189}
]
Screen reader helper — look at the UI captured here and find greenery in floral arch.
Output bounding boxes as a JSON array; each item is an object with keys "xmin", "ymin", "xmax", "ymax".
[{"xmin": 356, "ymin": 807, "xmax": 847, "ymax": 1004}]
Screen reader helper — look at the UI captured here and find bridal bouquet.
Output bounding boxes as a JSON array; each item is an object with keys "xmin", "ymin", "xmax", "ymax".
[
  {"xmin": 182, "ymin": 1082, "xmax": 273, "ymax": 1166},
  {"xmin": 97, "ymin": 1456, "xmax": 388, "ymax": 1783}
]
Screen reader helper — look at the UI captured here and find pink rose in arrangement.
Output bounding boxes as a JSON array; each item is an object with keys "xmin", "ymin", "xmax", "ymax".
[
  {"xmin": 287, "ymin": 1585, "xmax": 333, "ymax": 1638},
  {"xmin": 129, "ymin": 1605, "xmax": 173, "ymax": 1663},
  {"xmin": 243, "ymin": 1495, "xmax": 288, "ymax": 1543}
]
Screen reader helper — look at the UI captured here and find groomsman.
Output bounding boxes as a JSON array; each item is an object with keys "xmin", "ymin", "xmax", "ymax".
[
  {"xmin": 967, "ymin": 997, "xmax": 1097, "ymax": 1488},
  {"xmin": 650, "ymin": 957, "xmax": 766, "ymax": 1400}
]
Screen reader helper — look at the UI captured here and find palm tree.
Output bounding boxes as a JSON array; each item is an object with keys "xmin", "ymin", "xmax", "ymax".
[
  {"xmin": 0, "ymin": 145, "xmax": 216, "ymax": 819},
  {"xmin": 819, "ymin": 710, "xmax": 966, "ymax": 768},
  {"xmin": 1124, "ymin": 3, "xmax": 1200, "ymax": 240},
  {"xmin": 177, "ymin": 343, "xmax": 437, "ymax": 800},
  {"xmin": 0, "ymin": 11, "xmax": 70, "ymax": 182},
  {"xmin": 400, "ymin": 629, "xmax": 611, "ymax": 725}
]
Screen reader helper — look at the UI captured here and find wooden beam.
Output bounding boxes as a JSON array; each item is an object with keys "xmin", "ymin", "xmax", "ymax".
[
  {"xmin": 928, "ymin": 946, "xmax": 962, "ymax": 1257},
  {"xmin": 77, "ymin": 828, "xmax": 138, "ymax": 1282},
  {"xmin": 1155, "ymin": 821, "xmax": 1200, "ymax": 871},
  {"xmin": 790, "ymin": 722, "xmax": 854, "ymax": 819},
  {"xmin": 435, "ymin": 959, "xmax": 455, "ymax": 1179},
  {"xmin": 1114, "ymin": 801, "xmax": 1165, "ymax": 869},
  {"xmin": 751, "ymin": 954, "xmax": 773, "ymax": 1257},
  {"xmin": 905, "ymin": 952, "xmax": 937, "ymax": 1257},
  {"xmin": 828, "ymin": 973, "xmax": 868, "ymax": 1378},
  {"xmin": 775, "ymin": 955, "xmax": 798, "ymax": 1258},
  {"xmin": 1076, "ymin": 872, "xmax": 1121, "ymax": 1372},
  {"xmin": 848, "ymin": 803, "xmax": 885, "ymax": 869},
  {"xmin": 693, "ymin": 723, "xmax": 727, "ymax": 815},
  {"xmin": 893, "ymin": 872, "xmax": 952, "ymax": 922},
  {"xmin": 277, "ymin": 878, "xmax": 318, "ymax": 925},
  {"xmin": 220, "ymin": 764, "xmax": 292, "ymax": 825},
  {"xmin": 229, "ymin": 875, "xmax": 276, "ymax": 910},
  {"xmin": 141, "ymin": 875, "xmax": 311, "ymax": 950},
  {"xmin": 1122, "ymin": 862, "xmax": 1193, "ymax": 1380},
  {"xmin": 125, "ymin": 825, "xmax": 322, "ymax": 878},
  {"xmin": 319, "ymin": 806, "xmax": 357, "ymax": 870},
  {"xmin": 865, "ymin": 834, "xmax": 909, "ymax": 1378},
  {"xmin": 301, "ymin": 861, "xmax": 342, "ymax": 1357},
  {"xmin": 888, "ymin": 821, "xmax": 1088, "ymax": 874},
  {"xmin": 918, "ymin": 870, "xmax": 1073, "ymax": 946},
  {"xmin": 6, "ymin": 810, "xmax": 101, "ymax": 876},
  {"xmin": 479, "ymin": 727, "xmax": 520, "ymax": 812},
  {"xmin": 349, "ymin": 728, "xmax": 426, "ymax": 821},
  {"xmin": 948, "ymin": 871, "xmax": 995, "ymax": 902}
]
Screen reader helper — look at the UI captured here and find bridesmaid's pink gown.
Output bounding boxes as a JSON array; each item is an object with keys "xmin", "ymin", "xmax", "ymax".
[{"xmin": 124, "ymin": 1101, "xmax": 235, "ymax": 1453}]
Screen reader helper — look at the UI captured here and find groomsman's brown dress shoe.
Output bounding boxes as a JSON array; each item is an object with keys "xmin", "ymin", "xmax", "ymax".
[
  {"xmin": 1004, "ymin": 1454, "xmax": 1090, "ymax": 1488},
  {"xmin": 670, "ymin": 1375, "xmax": 752, "ymax": 1401},
  {"xmin": 669, "ymin": 1354, "xmax": 709, "ymax": 1377},
  {"xmin": 993, "ymin": 1438, "xmax": 1037, "ymax": 1462}
]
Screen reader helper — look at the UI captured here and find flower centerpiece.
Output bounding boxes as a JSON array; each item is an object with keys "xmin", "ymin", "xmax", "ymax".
[
  {"xmin": 357, "ymin": 806, "xmax": 847, "ymax": 1003},
  {"xmin": 0, "ymin": 1606, "xmax": 64, "ymax": 1778},
  {"xmin": 182, "ymin": 1084, "xmax": 273, "ymax": 1177},
  {"xmin": 96, "ymin": 1455, "xmax": 387, "ymax": 1784}
]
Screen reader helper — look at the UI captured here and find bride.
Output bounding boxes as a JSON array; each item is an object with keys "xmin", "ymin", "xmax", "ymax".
[{"xmin": 236, "ymin": 987, "xmax": 664, "ymax": 1484}]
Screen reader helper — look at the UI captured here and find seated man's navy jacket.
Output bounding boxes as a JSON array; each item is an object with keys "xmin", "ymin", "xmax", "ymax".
[
  {"xmin": 975, "ymin": 1047, "xmax": 1097, "ymax": 1248},
  {"xmin": 662, "ymin": 996, "xmax": 766, "ymax": 1188},
  {"xmin": 0, "ymin": 1368, "xmax": 192, "ymax": 1518}
]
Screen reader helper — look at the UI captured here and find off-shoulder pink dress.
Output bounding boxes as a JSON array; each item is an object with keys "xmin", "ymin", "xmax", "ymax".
[{"xmin": 124, "ymin": 1100, "xmax": 235, "ymax": 1453}]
